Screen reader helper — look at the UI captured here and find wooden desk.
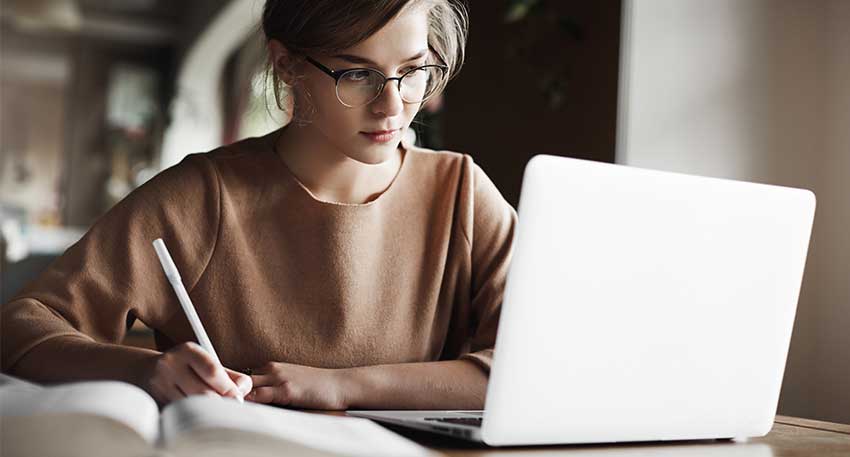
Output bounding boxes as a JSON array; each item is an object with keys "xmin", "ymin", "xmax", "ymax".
[{"xmin": 365, "ymin": 415, "xmax": 850, "ymax": 456}]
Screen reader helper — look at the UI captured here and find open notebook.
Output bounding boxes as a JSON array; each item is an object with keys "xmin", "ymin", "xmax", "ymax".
[{"xmin": 0, "ymin": 374, "xmax": 437, "ymax": 457}]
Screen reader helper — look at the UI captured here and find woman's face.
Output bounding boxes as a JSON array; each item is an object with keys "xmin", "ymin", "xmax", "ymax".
[{"xmin": 291, "ymin": 7, "xmax": 430, "ymax": 165}]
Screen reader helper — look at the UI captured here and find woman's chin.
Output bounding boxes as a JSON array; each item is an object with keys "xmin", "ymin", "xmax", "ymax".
[{"xmin": 346, "ymin": 145, "xmax": 400, "ymax": 165}]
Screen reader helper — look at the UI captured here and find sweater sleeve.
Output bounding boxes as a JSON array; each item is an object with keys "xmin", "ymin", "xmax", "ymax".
[
  {"xmin": 1, "ymin": 154, "xmax": 221, "ymax": 372},
  {"xmin": 458, "ymin": 160, "xmax": 517, "ymax": 374}
]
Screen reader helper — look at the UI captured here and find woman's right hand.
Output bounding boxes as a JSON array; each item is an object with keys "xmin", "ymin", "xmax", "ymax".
[{"xmin": 144, "ymin": 342, "xmax": 252, "ymax": 406}]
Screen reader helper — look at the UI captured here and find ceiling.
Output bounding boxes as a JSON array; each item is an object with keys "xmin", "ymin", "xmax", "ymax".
[{"xmin": 0, "ymin": 0, "xmax": 211, "ymax": 44}]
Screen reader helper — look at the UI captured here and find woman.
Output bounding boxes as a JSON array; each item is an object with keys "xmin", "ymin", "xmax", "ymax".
[{"xmin": 0, "ymin": 0, "xmax": 516, "ymax": 410}]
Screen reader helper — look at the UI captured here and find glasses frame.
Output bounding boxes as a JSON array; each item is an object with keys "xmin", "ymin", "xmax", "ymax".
[{"xmin": 305, "ymin": 56, "xmax": 448, "ymax": 108}]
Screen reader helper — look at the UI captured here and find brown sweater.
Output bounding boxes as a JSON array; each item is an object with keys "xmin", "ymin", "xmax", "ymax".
[{"xmin": 1, "ymin": 130, "xmax": 517, "ymax": 377}]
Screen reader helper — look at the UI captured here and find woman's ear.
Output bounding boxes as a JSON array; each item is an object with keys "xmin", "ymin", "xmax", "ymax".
[{"xmin": 268, "ymin": 39, "xmax": 298, "ymax": 84}]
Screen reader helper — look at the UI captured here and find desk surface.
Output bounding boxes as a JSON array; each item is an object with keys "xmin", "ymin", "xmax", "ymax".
[
  {"xmin": 4, "ymin": 408, "xmax": 849, "ymax": 456},
  {"xmin": 364, "ymin": 415, "xmax": 850, "ymax": 457}
]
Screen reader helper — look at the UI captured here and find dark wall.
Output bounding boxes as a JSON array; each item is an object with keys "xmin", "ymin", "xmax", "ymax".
[{"xmin": 442, "ymin": 0, "xmax": 622, "ymax": 207}]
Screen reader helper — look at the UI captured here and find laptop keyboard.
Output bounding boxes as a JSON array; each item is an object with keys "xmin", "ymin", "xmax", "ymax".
[{"xmin": 424, "ymin": 417, "xmax": 483, "ymax": 427}]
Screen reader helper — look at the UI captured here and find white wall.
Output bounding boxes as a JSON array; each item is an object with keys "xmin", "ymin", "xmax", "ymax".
[
  {"xmin": 617, "ymin": 0, "xmax": 850, "ymax": 424},
  {"xmin": 159, "ymin": 0, "xmax": 263, "ymax": 169}
]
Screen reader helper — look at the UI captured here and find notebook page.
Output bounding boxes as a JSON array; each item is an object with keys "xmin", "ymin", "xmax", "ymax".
[
  {"xmin": 0, "ymin": 373, "xmax": 41, "ymax": 392},
  {"xmin": 0, "ymin": 380, "xmax": 160, "ymax": 443},
  {"xmin": 162, "ymin": 396, "xmax": 435, "ymax": 457}
]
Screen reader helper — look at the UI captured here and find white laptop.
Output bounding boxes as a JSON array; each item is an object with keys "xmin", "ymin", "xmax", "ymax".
[{"xmin": 348, "ymin": 155, "xmax": 816, "ymax": 446}]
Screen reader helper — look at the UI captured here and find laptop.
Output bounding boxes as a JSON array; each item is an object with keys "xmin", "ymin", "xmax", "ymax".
[{"xmin": 347, "ymin": 155, "xmax": 816, "ymax": 446}]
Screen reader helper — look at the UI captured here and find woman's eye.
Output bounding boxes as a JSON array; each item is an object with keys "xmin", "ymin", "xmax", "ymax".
[{"xmin": 343, "ymin": 70, "xmax": 371, "ymax": 82}]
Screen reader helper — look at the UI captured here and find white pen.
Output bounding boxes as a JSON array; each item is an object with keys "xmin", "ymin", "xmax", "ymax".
[{"xmin": 152, "ymin": 238, "xmax": 243, "ymax": 403}]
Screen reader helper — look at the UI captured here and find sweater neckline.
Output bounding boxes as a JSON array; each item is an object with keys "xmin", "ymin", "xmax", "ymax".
[{"xmin": 265, "ymin": 127, "xmax": 412, "ymax": 208}]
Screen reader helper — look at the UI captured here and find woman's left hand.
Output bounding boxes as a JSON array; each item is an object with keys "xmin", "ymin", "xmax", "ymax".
[{"xmin": 246, "ymin": 361, "xmax": 350, "ymax": 410}]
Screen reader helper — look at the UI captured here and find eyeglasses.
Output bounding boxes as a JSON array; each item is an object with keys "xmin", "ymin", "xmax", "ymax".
[{"xmin": 306, "ymin": 56, "xmax": 447, "ymax": 108}]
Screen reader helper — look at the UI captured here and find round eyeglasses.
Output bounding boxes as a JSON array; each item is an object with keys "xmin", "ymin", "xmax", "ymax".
[{"xmin": 306, "ymin": 56, "xmax": 447, "ymax": 108}]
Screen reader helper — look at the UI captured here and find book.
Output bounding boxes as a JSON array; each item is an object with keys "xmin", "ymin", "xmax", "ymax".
[{"xmin": 0, "ymin": 374, "xmax": 439, "ymax": 457}]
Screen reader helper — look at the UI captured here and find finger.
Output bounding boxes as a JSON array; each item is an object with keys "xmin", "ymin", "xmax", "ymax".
[
  {"xmin": 151, "ymin": 357, "xmax": 186, "ymax": 404},
  {"xmin": 176, "ymin": 364, "xmax": 220, "ymax": 397},
  {"xmin": 249, "ymin": 361, "xmax": 279, "ymax": 376},
  {"xmin": 181, "ymin": 344, "xmax": 243, "ymax": 398},
  {"xmin": 175, "ymin": 383, "xmax": 217, "ymax": 399},
  {"xmin": 226, "ymin": 368, "xmax": 253, "ymax": 396},
  {"xmin": 248, "ymin": 386, "xmax": 289, "ymax": 405},
  {"xmin": 249, "ymin": 373, "xmax": 277, "ymax": 388},
  {"xmin": 160, "ymin": 382, "xmax": 184, "ymax": 404}
]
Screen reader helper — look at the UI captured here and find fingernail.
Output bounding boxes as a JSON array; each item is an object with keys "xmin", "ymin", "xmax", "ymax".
[{"xmin": 226, "ymin": 390, "xmax": 244, "ymax": 403}]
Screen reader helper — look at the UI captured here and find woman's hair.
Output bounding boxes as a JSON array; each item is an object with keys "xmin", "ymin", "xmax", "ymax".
[{"xmin": 261, "ymin": 0, "xmax": 468, "ymax": 117}]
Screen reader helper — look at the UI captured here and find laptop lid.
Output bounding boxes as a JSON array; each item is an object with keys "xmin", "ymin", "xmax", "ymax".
[{"xmin": 481, "ymin": 155, "xmax": 815, "ymax": 446}]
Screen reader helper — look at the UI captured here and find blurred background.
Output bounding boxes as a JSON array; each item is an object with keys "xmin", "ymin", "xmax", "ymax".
[{"xmin": 0, "ymin": 0, "xmax": 847, "ymax": 424}]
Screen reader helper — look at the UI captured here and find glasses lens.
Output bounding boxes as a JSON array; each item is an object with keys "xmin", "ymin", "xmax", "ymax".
[
  {"xmin": 335, "ymin": 66, "xmax": 447, "ymax": 107},
  {"xmin": 400, "ymin": 66, "xmax": 445, "ymax": 103},
  {"xmin": 336, "ymin": 69, "xmax": 385, "ymax": 107}
]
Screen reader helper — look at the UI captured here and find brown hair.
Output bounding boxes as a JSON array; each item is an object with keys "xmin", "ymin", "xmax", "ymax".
[{"xmin": 261, "ymin": 0, "xmax": 468, "ymax": 117}]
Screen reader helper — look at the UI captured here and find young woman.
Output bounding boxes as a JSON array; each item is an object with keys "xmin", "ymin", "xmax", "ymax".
[{"xmin": 1, "ymin": 0, "xmax": 516, "ymax": 410}]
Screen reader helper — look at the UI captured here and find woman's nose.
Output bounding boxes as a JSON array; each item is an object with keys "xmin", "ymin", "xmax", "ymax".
[{"xmin": 370, "ymin": 80, "xmax": 404, "ymax": 117}]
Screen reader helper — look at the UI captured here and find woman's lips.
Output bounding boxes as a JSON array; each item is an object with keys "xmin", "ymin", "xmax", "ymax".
[{"xmin": 360, "ymin": 129, "xmax": 399, "ymax": 143}]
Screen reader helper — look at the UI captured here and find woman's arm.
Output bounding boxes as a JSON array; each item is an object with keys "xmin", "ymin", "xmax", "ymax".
[
  {"xmin": 12, "ymin": 337, "xmax": 251, "ymax": 406},
  {"xmin": 341, "ymin": 359, "xmax": 488, "ymax": 410},
  {"xmin": 247, "ymin": 359, "xmax": 488, "ymax": 410},
  {"xmin": 9, "ymin": 336, "xmax": 160, "ymax": 387}
]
